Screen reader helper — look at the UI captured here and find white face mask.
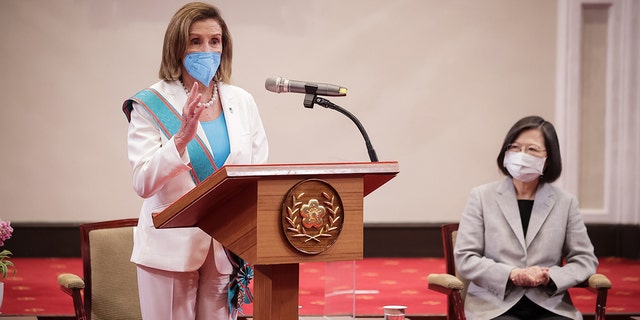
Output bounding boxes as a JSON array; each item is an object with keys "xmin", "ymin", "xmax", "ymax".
[{"xmin": 503, "ymin": 151, "xmax": 546, "ymax": 182}]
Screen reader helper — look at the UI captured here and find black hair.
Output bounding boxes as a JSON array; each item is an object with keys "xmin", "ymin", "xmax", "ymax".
[{"xmin": 496, "ymin": 115, "xmax": 562, "ymax": 183}]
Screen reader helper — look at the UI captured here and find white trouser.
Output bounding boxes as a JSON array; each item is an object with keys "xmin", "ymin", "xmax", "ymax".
[{"xmin": 136, "ymin": 246, "xmax": 235, "ymax": 320}]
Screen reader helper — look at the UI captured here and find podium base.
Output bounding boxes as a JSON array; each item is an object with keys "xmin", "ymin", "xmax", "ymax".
[{"xmin": 253, "ymin": 264, "xmax": 300, "ymax": 320}]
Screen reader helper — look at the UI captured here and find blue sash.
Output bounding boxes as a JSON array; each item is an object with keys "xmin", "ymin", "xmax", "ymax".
[{"xmin": 122, "ymin": 88, "xmax": 217, "ymax": 184}]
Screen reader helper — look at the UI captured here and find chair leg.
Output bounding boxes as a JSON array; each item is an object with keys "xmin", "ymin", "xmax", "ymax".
[
  {"xmin": 595, "ymin": 288, "xmax": 608, "ymax": 320},
  {"xmin": 71, "ymin": 289, "xmax": 87, "ymax": 320},
  {"xmin": 451, "ymin": 291, "xmax": 465, "ymax": 320}
]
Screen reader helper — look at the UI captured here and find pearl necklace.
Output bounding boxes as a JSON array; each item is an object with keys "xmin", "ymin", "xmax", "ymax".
[{"xmin": 181, "ymin": 81, "xmax": 218, "ymax": 108}]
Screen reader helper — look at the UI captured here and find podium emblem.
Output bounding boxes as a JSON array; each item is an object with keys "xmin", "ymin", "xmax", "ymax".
[{"xmin": 281, "ymin": 179, "xmax": 344, "ymax": 254}]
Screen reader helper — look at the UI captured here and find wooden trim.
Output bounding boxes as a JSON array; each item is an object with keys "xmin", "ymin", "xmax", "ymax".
[{"xmin": 5, "ymin": 222, "xmax": 640, "ymax": 259}]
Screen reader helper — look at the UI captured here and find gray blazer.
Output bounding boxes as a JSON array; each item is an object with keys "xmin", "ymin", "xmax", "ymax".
[{"xmin": 454, "ymin": 178, "xmax": 598, "ymax": 320}]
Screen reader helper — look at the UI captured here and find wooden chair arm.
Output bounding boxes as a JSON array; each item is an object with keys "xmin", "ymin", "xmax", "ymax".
[
  {"xmin": 587, "ymin": 273, "xmax": 612, "ymax": 290},
  {"xmin": 58, "ymin": 273, "xmax": 85, "ymax": 290},
  {"xmin": 574, "ymin": 273, "xmax": 610, "ymax": 320},
  {"xmin": 57, "ymin": 273, "xmax": 86, "ymax": 320},
  {"xmin": 588, "ymin": 273, "xmax": 611, "ymax": 320},
  {"xmin": 428, "ymin": 273, "xmax": 466, "ymax": 320},
  {"xmin": 428, "ymin": 273, "xmax": 464, "ymax": 294}
]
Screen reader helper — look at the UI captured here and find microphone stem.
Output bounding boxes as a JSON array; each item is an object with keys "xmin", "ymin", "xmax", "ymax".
[{"xmin": 308, "ymin": 95, "xmax": 379, "ymax": 162}]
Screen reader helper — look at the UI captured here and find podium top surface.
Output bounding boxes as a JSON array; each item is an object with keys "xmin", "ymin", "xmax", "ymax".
[{"xmin": 221, "ymin": 161, "xmax": 399, "ymax": 177}]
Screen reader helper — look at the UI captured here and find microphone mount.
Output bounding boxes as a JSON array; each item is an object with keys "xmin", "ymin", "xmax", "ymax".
[{"xmin": 302, "ymin": 84, "xmax": 379, "ymax": 162}]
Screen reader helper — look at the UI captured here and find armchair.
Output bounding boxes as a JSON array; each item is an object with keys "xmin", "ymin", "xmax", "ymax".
[
  {"xmin": 57, "ymin": 218, "xmax": 141, "ymax": 320},
  {"xmin": 427, "ymin": 223, "xmax": 612, "ymax": 320}
]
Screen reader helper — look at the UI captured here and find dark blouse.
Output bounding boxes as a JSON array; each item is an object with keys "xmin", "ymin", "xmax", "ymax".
[{"xmin": 517, "ymin": 199, "xmax": 534, "ymax": 236}]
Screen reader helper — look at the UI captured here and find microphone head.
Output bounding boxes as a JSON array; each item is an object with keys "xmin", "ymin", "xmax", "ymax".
[
  {"xmin": 265, "ymin": 76, "xmax": 285, "ymax": 93},
  {"xmin": 265, "ymin": 76, "xmax": 346, "ymax": 96}
]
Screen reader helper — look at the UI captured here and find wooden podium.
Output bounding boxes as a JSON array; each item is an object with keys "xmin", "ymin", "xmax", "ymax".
[{"xmin": 153, "ymin": 161, "xmax": 399, "ymax": 319}]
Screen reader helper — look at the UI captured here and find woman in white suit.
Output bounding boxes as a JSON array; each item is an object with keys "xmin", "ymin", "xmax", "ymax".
[
  {"xmin": 122, "ymin": 2, "xmax": 268, "ymax": 319},
  {"xmin": 454, "ymin": 116, "xmax": 598, "ymax": 320}
]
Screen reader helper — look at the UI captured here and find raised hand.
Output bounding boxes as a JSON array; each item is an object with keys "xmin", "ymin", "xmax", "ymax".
[{"xmin": 174, "ymin": 81, "xmax": 206, "ymax": 155}]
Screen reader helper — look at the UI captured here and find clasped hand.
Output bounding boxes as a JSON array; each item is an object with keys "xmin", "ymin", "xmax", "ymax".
[{"xmin": 509, "ymin": 266, "xmax": 550, "ymax": 287}]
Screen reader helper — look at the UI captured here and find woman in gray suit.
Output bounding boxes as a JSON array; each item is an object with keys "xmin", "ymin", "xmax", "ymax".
[{"xmin": 454, "ymin": 115, "xmax": 598, "ymax": 320}]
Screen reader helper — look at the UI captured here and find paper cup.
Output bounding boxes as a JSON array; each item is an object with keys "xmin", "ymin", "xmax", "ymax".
[{"xmin": 383, "ymin": 305, "xmax": 407, "ymax": 320}]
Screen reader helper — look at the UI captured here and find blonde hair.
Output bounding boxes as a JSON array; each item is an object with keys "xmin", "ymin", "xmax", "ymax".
[{"xmin": 159, "ymin": 2, "xmax": 233, "ymax": 83}]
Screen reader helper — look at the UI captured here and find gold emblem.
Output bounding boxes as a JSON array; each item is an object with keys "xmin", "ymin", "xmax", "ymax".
[{"xmin": 281, "ymin": 179, "xmax": 344, "ymax": 254}]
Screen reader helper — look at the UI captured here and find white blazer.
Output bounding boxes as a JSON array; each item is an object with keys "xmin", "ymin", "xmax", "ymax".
[
  {"xmin": 454, "ymin": 178, "xmax": 598, "ymax": 320},
  {"xmin": 126, "ymin": 80, "xmax": 268, "ymax": 273}
]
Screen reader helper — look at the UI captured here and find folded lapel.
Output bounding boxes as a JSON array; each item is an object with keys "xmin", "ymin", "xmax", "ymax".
[
  {"xmin": 495, "ymin": 178, "xmax": 527, "ymax": 251},
  {"xmin": 218, "ymin": 84, "xmax": 238, "ymax": 164},
  {"xmin": 525, "ymin": 182, "xmax": 555, "ymax": 247}
]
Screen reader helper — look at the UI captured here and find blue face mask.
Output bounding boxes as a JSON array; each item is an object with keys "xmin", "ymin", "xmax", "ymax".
[{"xmin": 183, "ymin": 51, "xmax": 221, "ymax": 87}]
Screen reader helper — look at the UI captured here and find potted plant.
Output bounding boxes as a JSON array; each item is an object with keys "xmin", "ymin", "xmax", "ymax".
[{"xmin": 0, "ymin": 219, "xmax": 15, "ymax": 279}]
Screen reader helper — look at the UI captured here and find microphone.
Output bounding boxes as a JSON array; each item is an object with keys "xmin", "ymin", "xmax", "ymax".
[
  {"xmin": 265, "ymin": 77, "xmax": 347, "ymax": 97},
  {"xmin": 266, "ymin": 77, "xmax": 378, "ymax": 161}
]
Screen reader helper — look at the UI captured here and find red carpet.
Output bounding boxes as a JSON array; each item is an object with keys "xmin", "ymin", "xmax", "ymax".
[{"xmin": 1, "ymin": 257, "xmax": 638, "ymax": 316}]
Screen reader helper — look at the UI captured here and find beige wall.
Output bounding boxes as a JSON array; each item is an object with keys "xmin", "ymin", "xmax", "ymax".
[{"xmin": 0, "ymin": 0, "xmax": 558, "ymax": 223}]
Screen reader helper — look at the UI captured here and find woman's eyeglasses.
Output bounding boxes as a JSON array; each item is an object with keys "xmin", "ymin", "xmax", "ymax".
[{"xmin": 506, "ymin": 143, "xmax": 547, "ymax": 157}]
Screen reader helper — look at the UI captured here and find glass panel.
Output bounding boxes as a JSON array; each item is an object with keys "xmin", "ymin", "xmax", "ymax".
[{"xmin": 323, "ymin": 260, "xmax": 356, "ymax": 319}]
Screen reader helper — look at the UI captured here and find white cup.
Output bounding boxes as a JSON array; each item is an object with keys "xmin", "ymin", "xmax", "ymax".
[{"xmin": 383, "ymin": 305, "xmax": 407, "ymax": 320}]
